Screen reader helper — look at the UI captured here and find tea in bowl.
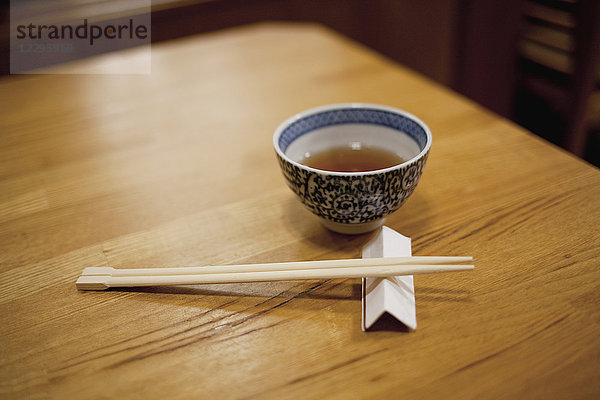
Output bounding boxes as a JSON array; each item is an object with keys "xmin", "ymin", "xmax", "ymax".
[{"xmin": 273, "ymin": 103, "xmax": 432, "ymax": 234}]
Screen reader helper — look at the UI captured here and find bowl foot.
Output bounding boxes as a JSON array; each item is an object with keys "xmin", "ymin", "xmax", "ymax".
[{"xmin": 320, "ymin": 218, "xmax": 386, "ymax": 235}]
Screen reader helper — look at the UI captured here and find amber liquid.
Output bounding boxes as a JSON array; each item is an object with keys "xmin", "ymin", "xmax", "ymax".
[{"xmin": 301, "ymin": 145, "xmax": 406, "ymax": 172}]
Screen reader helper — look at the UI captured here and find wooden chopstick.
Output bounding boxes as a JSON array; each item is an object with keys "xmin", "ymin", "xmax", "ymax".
[
  {"xmin": 76, "ymin": 256, "xmax": 474, "ymax": 290},
  {"xmin": 76, "ymin": 264, "xmax": 474, "ymax": 290},
  {"xmin": 80, "ymin": 256, "xmax": 473, "ymax": 277}
]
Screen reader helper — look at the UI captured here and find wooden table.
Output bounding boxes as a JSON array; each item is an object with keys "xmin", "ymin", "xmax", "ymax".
[{"xmin": 1, "ymin": 23, "xmax": 599, "ymax": 399}]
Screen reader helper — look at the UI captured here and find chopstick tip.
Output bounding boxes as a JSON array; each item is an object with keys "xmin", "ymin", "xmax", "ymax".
[{"xmin": 76, "ymin": 276, "xmax": 110, "ymax": 291}]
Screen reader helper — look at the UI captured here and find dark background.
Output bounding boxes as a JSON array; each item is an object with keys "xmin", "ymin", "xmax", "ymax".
[{"xmin": 2, "ymin": 0, "xmax": 598, "ymax": 166}]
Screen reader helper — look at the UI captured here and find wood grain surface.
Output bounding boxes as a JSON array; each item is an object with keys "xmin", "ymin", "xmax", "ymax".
[{"xmin": 1, "ymin": 23, "xmax": 599, "ymax": 399}]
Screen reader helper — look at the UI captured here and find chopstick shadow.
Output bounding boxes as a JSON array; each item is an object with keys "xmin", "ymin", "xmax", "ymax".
[
  {"xmin": 107, "ymin": 281, "xmax": 363, "ymax": 301},
  {"xmin": 105, "ymin": 284, "xmax": 472, "ymax": 303}
]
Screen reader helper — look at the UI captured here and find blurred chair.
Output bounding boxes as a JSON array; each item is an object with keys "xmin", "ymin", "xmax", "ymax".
[{"xmin": 517, "ymin": 0, "xmax": 600, "ymax": 157}]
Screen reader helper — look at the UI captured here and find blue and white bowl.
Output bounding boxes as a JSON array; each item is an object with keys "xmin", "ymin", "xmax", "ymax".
[{"xmin": 273, "ymin": 103, "xmax": 432, "ymax": 234}]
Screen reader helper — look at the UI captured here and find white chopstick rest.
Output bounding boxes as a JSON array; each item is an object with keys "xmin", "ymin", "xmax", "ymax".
[
  {"xmin": 362, "ymin": 226, "xmax": 417, "ymax": 331},
  {"xmin": 76, "ymin": 256, "xmax": 474, "ymax": 290}
]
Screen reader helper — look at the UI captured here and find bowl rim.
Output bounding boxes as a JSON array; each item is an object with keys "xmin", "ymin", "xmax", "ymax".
[{"xmin": 273, "ymin": 102, "xmax": 432, "ymax": 176}]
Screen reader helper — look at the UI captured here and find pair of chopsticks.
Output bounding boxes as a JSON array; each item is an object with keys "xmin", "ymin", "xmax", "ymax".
[{"xmin": 76, "ymin": 256, "xmax": 474, "ymax": 291}]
